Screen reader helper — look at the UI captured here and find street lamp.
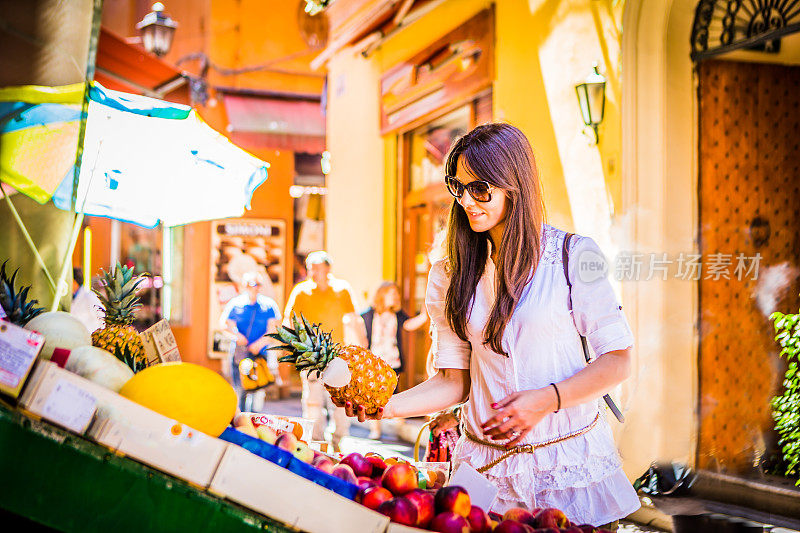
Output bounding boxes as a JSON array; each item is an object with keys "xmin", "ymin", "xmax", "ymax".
[
  {"xmin": 575, "ymin": 63, "xmax": 606, "ymax": 145},
  {"xmin": 136, "ymin": 3, "xmax": 177, "ymax": 57}
]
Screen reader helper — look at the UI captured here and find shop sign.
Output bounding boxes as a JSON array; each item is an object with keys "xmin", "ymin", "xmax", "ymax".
[{"xmin": 208, "ymin": 218, "xmax": 286, "ymax": 360}]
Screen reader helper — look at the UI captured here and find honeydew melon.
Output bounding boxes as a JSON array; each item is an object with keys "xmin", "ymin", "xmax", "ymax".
[
  {"xmin": 118, "ymin": 362, "xmax": 237, "ymax": 436},
  {"xmin": 24, "ymin": 311, "xmax": 91, "ymax": 360},
  {"xmin": 65, "ymin": 346, "xmax": 134, "ymax": 392}
]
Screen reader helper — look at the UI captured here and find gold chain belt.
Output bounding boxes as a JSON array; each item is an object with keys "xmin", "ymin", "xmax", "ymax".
[{"xmin": 462, "ymin": 411, "xmax": 602, "ymax": 473}]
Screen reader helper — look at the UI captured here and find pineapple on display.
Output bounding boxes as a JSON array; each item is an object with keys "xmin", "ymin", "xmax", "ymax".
[
  {"xmin": 268, "ymin": 314, "xmax": 397, "ymax": 414},
  {"xmin": 0, "ymin": 260, "xmax": 45, "ymax": 326},
  {"xmin": 91, "ymin": 263, "xmax": 147, "ymax": 367}
]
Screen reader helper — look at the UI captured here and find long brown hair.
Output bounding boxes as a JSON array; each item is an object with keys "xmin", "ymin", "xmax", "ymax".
[{"xmin": 444, "ymin": 123, "xmax": 545, "ymax": 355}]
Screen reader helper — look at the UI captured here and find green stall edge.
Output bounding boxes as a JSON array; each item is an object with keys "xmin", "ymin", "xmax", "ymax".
[{"xmin": 0, "ymin": 403, "xmax": 298, "ymax": 533}]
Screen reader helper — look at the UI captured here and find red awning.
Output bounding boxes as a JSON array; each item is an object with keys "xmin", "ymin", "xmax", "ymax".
[
  {"xmin": 95, "ymin": 27, "xmax": 189, "ymax": 103},
  {"xmin": 223, "ymin": 94, "xmax": 326, "ymax": 154}
]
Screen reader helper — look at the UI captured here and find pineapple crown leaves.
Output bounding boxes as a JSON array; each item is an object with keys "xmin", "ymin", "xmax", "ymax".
[
  {"xmin": 0, "ymin": 260, "xmax": 45, "ymax": 326},
  {"xmin": 266, "ymin": 313, "xmax": 339, "ymax": 376},
  {"xmin": 112, "ymin": 343, "xmax": 147, "ymax": 374},
  {"xmin": 94, "ymin": 262, "xmax": 147, "ymax": 325}
]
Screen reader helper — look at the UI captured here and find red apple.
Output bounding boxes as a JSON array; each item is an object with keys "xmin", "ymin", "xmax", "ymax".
[
  {"xmin": 493, "ymin": 520, "xmax": 532, "ymax": 533},
  {"xmin": 404, "ymin": 489, "xmax": 435, "ymax": 528},
  {"xmin": 381, "ymin": 463, "xmax": 418, "ymax": 496},
  {"xmin": 274, "ymin": 432, "xmax": 297, "ymax": 452},
  {"xmin": 429, "ymin": 511, "xmax": 471, "ymax": 533},
  {"xmin": 330, "ymin": 463, "xmax": 357, "ymax": 484},
  {"xmin": 365, "ymin": 454, "xmax": 387, "ymax": 477},
  {"xmin": 466, "ymin": 505, "xmax": 492, "ymax": 533},
  {"xmin": 360, "ymin": 486, "xmax": 393, "ymax": 510},
  {"xmin": 340, "ymin": 452, "xmax": 374, "ymax": 478},
  {"xmin": 563, "ymin": 527, "xmax": 584, "ymax": 533},
  {"xmin": 357, "ymin": 476, "xmax": 379, "ymax": 491},
  {"xmin": 311, "ymin": 455, "xmax": 335, "ymax": 474},
  {"xmin": 503, "ymin": 507, "xmax": 536, "ymax": 526},
  {"xmin": 434, "ymin": 485, "xmax": 471, "ymax": 518},
  {"xmin": 531, "ymin": 528, "xmax": 558, "ymax": 533},
  {"xmin": 576, "ymin": 525, "xmax": 599, "ymax": 533},
  {"xmin": 533, "ymin": 508, "xmax": 569, "ymax": 529},
  {"xmin": 377, "ymin": 497, "xmax": 418, "ymax": 526}
]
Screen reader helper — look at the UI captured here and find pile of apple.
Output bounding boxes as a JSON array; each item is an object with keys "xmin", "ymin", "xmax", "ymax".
[
  {"xmin": 232, "ymin": 417, "xmax": 613, "ymax": 533},
  {"xmin": 328, "ymin": 452, "xmax": 612, "ymax": 533},
  {"xmin": 233, "ymin": 413, "xmax": 317, "ymax": 462}
]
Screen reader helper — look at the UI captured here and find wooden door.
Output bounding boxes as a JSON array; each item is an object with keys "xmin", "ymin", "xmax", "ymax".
[{"xmin": 697, "ymin": 60, "xmax": 800, "ymax": 474}]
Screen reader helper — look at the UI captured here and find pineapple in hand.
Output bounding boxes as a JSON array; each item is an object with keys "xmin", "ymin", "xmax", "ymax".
[
  {"xmin": 268, "ymin": 314, "xmax": 397, "ymax": 415},
  {"xmin": 91, "ymin": 263, "xmax": 148, "ymax": 368}
]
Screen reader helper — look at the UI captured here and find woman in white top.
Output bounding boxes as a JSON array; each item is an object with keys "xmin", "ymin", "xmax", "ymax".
[{"xmin": 339, "ymin": 123, "xmax": 639, "ymax": 528}]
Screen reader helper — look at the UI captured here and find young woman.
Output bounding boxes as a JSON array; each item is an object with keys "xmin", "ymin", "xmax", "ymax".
[{"xmin": 340, "ymin": 123, "xmax": 639, "ymax": 528}]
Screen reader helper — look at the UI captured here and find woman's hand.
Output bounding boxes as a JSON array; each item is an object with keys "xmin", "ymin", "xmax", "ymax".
[
  {"xmin": 330, "ymin": 397, "xmax": 389, "ymax": 422},
  {"xmin": 330, "ymin": 368, "xmax": 469, "ymax": 422},
  {"xmin": 480, "ymin": 387, "xmax": 557, "ymax": 448},
  {"xmin": 429, "ymin": 411, "xmax": 459, "ymax": 436}
]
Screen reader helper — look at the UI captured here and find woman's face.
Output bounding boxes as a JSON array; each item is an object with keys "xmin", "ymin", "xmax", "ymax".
[
  {"xmin": 383, "ymin": 286, "xmax": 401, "ymax": 310},
  {"xmin": 454, "ymin": 157, "xmax": 508, "ymax": 233}
]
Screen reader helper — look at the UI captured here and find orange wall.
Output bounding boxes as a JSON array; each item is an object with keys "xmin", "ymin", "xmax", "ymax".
[
  {"xmin": 95, "ymin": 0, "xmax": 312, "ymax": 371},
  {"xmin": 102, "ymin": 0, "xmax": 324, "ymax": 97},
  {"xmin": 206, "ymin": 0, "xmax": 324, "ymax": 96}
]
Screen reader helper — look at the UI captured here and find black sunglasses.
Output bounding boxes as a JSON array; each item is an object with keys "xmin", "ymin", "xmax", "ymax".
[{"xmin": 445, "ymin": 175, "xmax": 495, "ymax": 203}]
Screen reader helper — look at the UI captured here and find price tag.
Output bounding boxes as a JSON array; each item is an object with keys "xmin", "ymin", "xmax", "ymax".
[
  {"xmin": 139, "ymin": 319, "xmax": 181, "ymax": 365},
  {"xmin": 447, "ymin": 462, "xmax": 499, "ymax": 511},
  {"xmin": 42, "ymin": 379, "xmax": 97, "ymax": 434},
  {"xmin": 0, "ymin": 320, "xmax": 44, "ymax": 397}
]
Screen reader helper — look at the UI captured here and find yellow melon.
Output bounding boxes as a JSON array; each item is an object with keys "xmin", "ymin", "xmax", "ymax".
[{"xmin": 118, "ymin": 362, "xmax": 237, "ymax": 436}]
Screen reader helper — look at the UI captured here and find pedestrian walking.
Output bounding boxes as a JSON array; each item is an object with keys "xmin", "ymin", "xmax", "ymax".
[
  {"xmin": 220, "ymin": 271, "xmax": 281, "ymax": 411},
  {"xmin": 283, "ymin": 251, "xmax": 358, "ymax": 452}
]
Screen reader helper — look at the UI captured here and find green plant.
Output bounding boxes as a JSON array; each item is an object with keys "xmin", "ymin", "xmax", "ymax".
[{"xmin": 770, "ymin": 307, "xmax": 800, "ymax": 485}]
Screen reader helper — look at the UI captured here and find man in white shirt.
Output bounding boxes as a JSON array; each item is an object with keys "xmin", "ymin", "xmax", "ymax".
[{"xmin": 70, "ymin": 267, "xmax": 104, "ymax": 333}]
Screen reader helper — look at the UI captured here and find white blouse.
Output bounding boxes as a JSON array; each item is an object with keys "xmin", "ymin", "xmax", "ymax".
[{"xmin": 426, "ymin": 224, "xmax": 640, "ymax": 526}]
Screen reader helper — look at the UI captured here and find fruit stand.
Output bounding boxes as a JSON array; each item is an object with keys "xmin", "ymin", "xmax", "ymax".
[
  {"xmin": 0, "ymin": 260, "xmax": 614, "ymax": 533},
  {"xmin": 0, "ymin": 403, "xmax": 292, "ymax": 533}
]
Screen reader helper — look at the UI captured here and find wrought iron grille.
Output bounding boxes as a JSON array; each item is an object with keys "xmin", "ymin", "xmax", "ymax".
[{"xmin": 691, "ymin": 0, "xmax": 800, "ymax": 60}]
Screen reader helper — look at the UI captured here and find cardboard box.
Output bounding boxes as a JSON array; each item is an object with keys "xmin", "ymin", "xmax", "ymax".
[
  {"xmin": 20, "ymin": 361, "xmax": 226, "ymax": 487},
  {"xmin": 209, "ymin": 444, "xmax": 389, "ymax": 533}
]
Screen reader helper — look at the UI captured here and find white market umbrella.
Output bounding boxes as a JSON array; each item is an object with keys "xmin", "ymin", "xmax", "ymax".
[{"xmin": 53, "ymin": 83, "xmax": 268, "ymax": 228}]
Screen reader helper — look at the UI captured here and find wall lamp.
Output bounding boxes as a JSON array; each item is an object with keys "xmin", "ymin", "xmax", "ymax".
[{"xmin": 575, "ymin": 63, "xmax": 606, "ymax": 145}]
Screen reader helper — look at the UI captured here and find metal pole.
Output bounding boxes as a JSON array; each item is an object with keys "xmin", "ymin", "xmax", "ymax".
[
  {"xmin": 50, "ymin": 0, "xmax": 103, "ymax": 311},
  {"xmin": 0, "ymin": 186, "xmax": 57, "ymax": 294}
]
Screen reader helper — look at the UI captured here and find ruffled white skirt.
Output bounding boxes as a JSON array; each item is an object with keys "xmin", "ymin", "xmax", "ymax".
[{"xmin": 452, "ymin": 414, "xmax": 640, "ymax": 526}]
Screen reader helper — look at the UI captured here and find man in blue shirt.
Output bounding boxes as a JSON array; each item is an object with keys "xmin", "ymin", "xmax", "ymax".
[{"xmin": 220, "ymin": 271, "xmax": 281, "ymax": 410}]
